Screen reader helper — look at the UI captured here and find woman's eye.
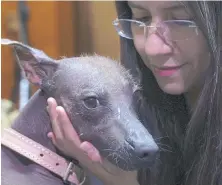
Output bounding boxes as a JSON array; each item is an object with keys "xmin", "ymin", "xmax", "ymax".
[
  {"xmin": 170, "ymin": 10, "xmax": 193, "ymax": 21},
  {"xmin": 171, "ymin": 16, "xmax": 193, "ymax": 21},
  {"xmin": 133, "ymin": 16, "xmax": 151, "ymax": 23},
  {"xmin": 83, "ymin": 97, "xmax": 99, "ymax": 109}
]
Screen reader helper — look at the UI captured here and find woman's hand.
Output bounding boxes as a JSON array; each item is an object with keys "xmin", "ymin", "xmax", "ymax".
[{"xmin": 46, "ymin": 97, "xmax": 138, "ymax": 185}]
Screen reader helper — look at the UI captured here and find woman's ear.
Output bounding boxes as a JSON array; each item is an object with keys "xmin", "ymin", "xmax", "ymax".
[{"xmin": 1, "ymin": 39, "xmax": 58, "ymax": 86}]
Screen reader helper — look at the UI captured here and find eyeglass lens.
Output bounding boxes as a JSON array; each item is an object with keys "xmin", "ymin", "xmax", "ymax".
[{"xmin": 116, "ymin": 20, "xmax": 197, "ymax": 41}]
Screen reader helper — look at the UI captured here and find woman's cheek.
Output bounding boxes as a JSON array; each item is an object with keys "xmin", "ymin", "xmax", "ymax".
[
  {"xmin": 133, "ymin": 37, "xmax": 152, "ymax": 70},
  {"xmin": 134, "ymin": 35, "xmax": 146, "ymax": 54}
]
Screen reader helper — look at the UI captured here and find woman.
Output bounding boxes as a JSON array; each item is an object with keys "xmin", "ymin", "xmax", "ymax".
[{"xmin": 47, "ymin": 1, "xmax": 222, "ymax": 185}]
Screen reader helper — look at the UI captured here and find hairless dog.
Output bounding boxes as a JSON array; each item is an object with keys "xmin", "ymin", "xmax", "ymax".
[{"xmin": 1, "ymin": 39, "xmax": 158, "ymax": 185}]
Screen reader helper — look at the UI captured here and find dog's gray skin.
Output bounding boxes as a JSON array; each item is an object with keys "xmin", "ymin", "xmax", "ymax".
[{"xmin": 1, "ymin": 39, "xmax": 158, "ymax": 185}]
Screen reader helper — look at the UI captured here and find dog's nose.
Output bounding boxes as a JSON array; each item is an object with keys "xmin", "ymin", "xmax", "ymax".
[
  {"xmin": 135, "ymin": 143, "xmax": 158, "ymax": 159},
  {"xmin": 127, "ymin": 139, "xmax": 159, "ymax": 159}
]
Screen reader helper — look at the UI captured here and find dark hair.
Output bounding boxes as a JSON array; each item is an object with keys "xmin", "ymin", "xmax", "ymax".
[{"xmin": 115, "ymin": 1, "xmax": 222, "ymax": 185}]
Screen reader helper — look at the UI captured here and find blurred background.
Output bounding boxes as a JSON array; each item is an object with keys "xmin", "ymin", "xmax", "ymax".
[{"xmin": 1, "ymin": 1, "xmax": 120, "ymax": 129}]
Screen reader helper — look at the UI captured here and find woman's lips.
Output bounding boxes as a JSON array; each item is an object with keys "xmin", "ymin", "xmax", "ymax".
[{"xmin": 153, "ymin": 65, "xmax": 185, "ymax": 77}]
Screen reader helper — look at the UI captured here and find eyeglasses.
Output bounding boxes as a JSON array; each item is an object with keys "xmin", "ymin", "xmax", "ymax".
[{"xmin": 112, "ymin": 18, "xmax": 199, "ymax": 42}]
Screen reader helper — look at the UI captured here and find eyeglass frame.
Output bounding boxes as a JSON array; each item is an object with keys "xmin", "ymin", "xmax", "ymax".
[{"xmin": 112, "ymin": 18, "xmax": 199, "ymax": 42}]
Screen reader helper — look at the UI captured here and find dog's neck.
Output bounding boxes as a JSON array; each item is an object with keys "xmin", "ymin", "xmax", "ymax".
[{"xmin": 11, "ymin": 90, "xmax": 56, "ymax": 153}]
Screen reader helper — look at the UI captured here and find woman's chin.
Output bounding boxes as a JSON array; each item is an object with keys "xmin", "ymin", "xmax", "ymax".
[{"xmin": 159, "ymin": 82, "xmax": 186, "ymax": 95}]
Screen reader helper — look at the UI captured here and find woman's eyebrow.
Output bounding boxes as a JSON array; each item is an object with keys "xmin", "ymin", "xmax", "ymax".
[
  {"xmin": 164, "ymin": 4, "xmax": 186, "ymax": 11},
  {"xmin": 128, "ymin": 1, "xmax": 186, "ymax": 11},
  {"xmin": 127, "ymin": 1, "xmax": 146, "ymax": 10}
]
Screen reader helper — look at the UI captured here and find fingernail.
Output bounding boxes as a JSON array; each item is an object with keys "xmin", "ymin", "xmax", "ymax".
[
  {"xmin": 47, "ymin": 132, "xmax": 52, "ymax": 138},
  {"xmin": 56, "ymin": 106, "xmax": 64, "ymax": 112},
  {"xmin": 47, "ymin": 97, "xmax": 53, "ymax": 104},
  {"xmin": 47, "ymin": 98, "xmax": 51, "ymax": 104},
  {"xmin": 81, "ymin": 143, "xmax": 94, "ymax": 156}
]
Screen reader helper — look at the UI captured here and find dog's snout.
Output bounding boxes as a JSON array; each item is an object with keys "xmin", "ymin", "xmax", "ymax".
[
  {"xmin": 126, "ymin": 139, "xmax": 158, "ymax": 160},
  {"xmin": 135, "ymin": 143, "xmax": 158, "ymax": 159}
]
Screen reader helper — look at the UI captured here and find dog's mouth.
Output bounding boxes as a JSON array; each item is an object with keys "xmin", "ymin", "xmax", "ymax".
[
  {"xmin": 101, "ymin": 151, "xmax": 157, "ymax": 172},
  {"xmin": 78, "ymin": 125, "xmax": 158, "ymax": 171},
  {"xmin": 99, "ymin": 142, "xmax": 158, "ymax": 171},
  {"xmin": 100, "ymin": 159, "xmax": 124, "ymax": 175}
]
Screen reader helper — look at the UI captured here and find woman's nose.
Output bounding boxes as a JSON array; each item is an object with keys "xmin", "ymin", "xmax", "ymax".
[{"xmin": 144, "ymin": 32, "xmax": 173, "ymax": 56}]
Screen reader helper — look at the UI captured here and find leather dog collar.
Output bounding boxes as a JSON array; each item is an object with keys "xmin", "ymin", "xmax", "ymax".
[{"xmin": 1, "ymin": 128, "xmax": 86, "ymax": 185}]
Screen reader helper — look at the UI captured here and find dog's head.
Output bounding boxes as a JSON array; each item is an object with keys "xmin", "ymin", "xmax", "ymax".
[{"xmin": 2, "ymin": 39, "xmax": 158, "ymax": 171}]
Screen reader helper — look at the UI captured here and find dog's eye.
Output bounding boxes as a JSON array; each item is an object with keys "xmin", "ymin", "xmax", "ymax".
[{"xmin": 83, "ymin": 97, "xmax": 99, "ymax": 109}]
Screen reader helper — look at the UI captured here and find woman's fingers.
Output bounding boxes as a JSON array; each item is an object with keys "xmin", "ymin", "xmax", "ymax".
[
  {"xmin": 56, "ymin": 106, "xmax": 81, "ymax": 146},
  {"xmin": 54, "ymin": 107, "xmax": 103, "ymax": 163},
  {"xmin": 47, "ymin": 97, "xmax": 58, "ymax": 119},
  {"xmin": 47, "ymin": 98, "xmax": 103, "ymax": 162},
  {"xmin": 47, "ymin": 98, "xmax": 63, "ymax": 140},
  {"xmin": 47, "ymin": 132, "xmax": 58, "ymax": 146},
  {"xmin": 47, "ymin": 97, "xmax": 84, "ymax": 158},
  {"xmin": 80, "ymin": 141, "xmax": 102, "ymax": 163}
]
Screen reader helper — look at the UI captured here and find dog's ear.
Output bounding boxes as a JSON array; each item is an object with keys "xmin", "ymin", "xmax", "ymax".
[{"xmin": 1, "ymin": 38, "xmax": 58, "ymax": 86}]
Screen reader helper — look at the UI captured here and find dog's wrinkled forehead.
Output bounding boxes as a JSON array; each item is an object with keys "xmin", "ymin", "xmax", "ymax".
[
  {"xmin": 1, "ymin": 39, "xmax": 138, "ymax": 97},
  {"xmin": 55, "ymin": 55, "xmax": 138, "ymax": 94}
]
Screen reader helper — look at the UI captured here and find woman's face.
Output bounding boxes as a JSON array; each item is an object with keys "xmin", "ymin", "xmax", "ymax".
[{"xmin": 128, "ymin": 1, "xmax": 210, "ymax": 95}]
